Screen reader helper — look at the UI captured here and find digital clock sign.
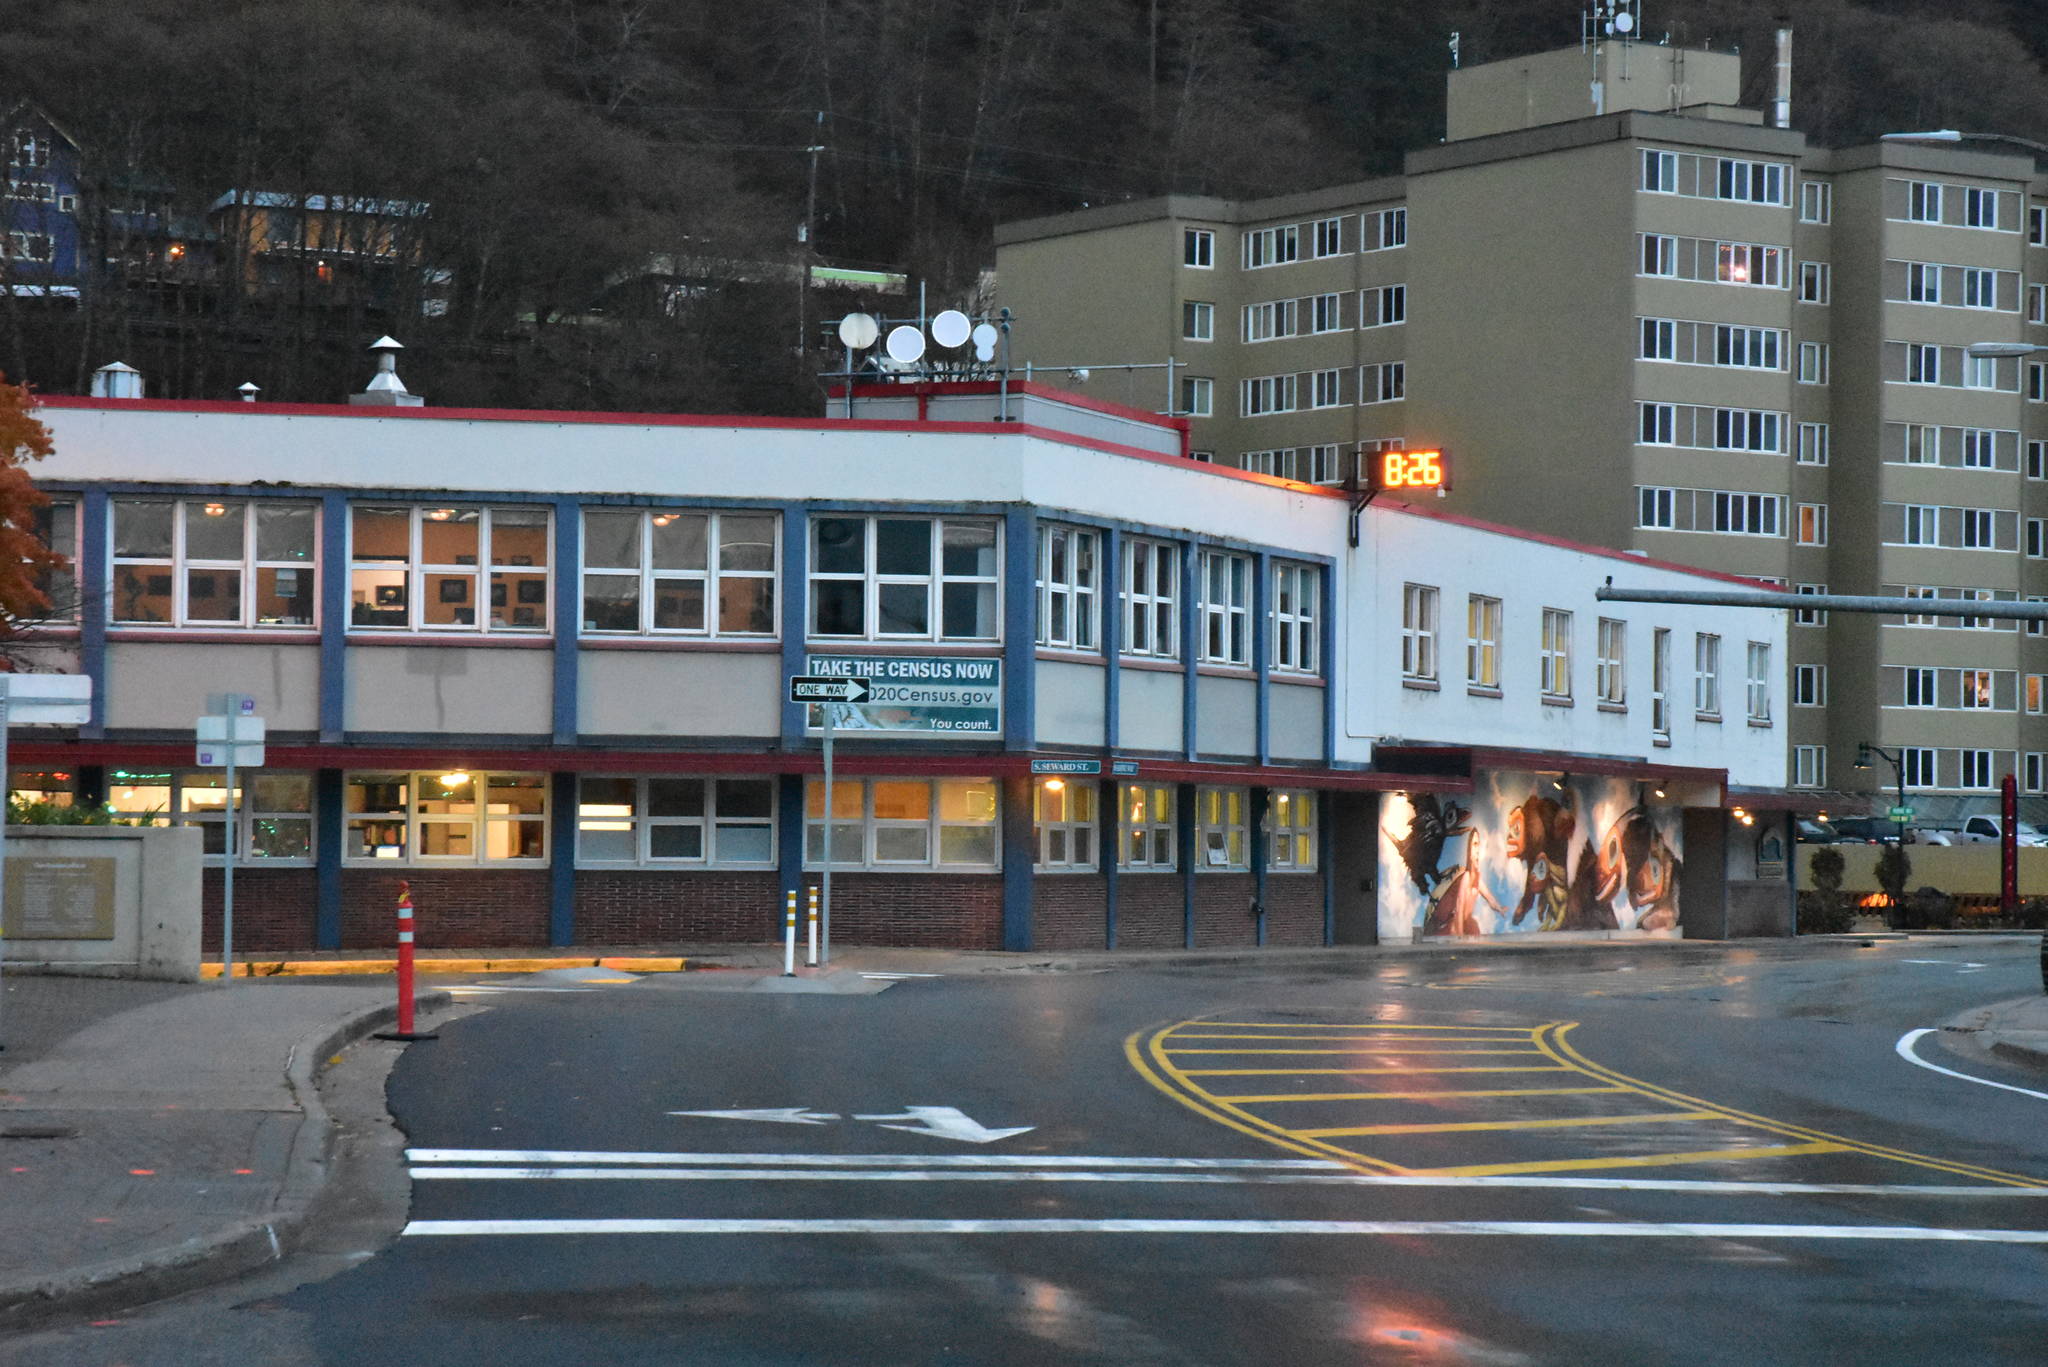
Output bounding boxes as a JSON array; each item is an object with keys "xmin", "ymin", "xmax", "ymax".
[{"xmin": 1367, "ymin": 447, "xmax": 1450, "ymax": 494}]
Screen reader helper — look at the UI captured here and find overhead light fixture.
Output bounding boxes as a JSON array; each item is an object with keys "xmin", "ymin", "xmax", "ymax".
[
  {"xmin": 1043, "ymin": 777, "xmax": 1065, "ymax": 791},
  {"xmin": 652, "ymin": 513, "xmax": 676, "ymax": 527},
  {"xmin": 427, "ymin": 508, "xmax": 455, "ymax": 521},
  {"xmin": 1552, "ymin": 773, "xmax": 1569, "ymax": 791},
  {"xmin": 202, "ymin": 502, "xmax": 226, "ymax": 516},
  {"xmin": 1652, "ymin": 785, "xmax": 1667, "ymax": 800},
  {"xmin": 439, "ymin": 771, "xmax": 471, "ymax": 788}
]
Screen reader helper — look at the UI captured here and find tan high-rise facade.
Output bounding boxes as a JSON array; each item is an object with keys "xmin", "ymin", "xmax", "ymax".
[{"xmin": 995, "ymin": 39, "xmax": 2048, "ymax": 814}]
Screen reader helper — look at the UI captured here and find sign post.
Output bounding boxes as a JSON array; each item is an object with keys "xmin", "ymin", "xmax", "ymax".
[
  {"xmin": 196, "ymin": 695, "xmax": 264, "ymax": 985},
  {"xmin": 789, "ymin": 675, "xmax": 873, "ymax": 967},
  {"xmin": 0, "ymin": 676, "xmax": 93, "ymax": 1049}
]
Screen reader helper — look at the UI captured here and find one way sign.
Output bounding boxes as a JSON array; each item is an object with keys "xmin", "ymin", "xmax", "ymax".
[{"xmin": 789, "ymin": 674, "xmax": 872, "ymax": 704}]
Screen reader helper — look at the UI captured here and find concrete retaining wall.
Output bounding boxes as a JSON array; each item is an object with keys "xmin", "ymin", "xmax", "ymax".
[{"xmin": 2, "ymin": 825, "xmax": 203, "ymax": 980}]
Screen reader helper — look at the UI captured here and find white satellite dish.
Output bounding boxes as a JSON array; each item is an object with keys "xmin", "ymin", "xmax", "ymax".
[
  {"xmin": 838, "ymin": 313, "xmax": 880, "ymax": 350},
  {"xmin": 885, "ymin": 325, "xmax": 928, "ymax": 364},
  {"xmin": 931, "ymin": 310, "xmax": 972, "ymax": 348},
  {"xmin": 971, "ymin": 322, "xmax": 1000, "ymax": 362},
  {"xmin": 1612, "ymin": 10, "xmax": 1634, "ymax": 33}
]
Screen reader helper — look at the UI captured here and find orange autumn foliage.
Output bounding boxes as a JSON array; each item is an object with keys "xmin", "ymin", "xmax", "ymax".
[{"xmin": 0, "ymin": 374, "xmax": 66, "ymax": 636}]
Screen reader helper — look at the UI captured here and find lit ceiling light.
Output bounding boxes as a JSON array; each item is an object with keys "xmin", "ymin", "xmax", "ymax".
[
  {"xmin": 1044, "ymin": 778, "xmax": 1065, "ymax": 791},
  {"xmin": 203, "ymin": 502, "xmax": 226, "ymax": 516},
  {"xmin": 439, "ymin": 771, "xmax": 471, "ymax": 788},
  {"xmin": 427, "ymin": 509, "xmax": 454, "ymax": 521},
  {"xmin": 652, "ymin": 513, "xmax": 676, "ymax": 527}
]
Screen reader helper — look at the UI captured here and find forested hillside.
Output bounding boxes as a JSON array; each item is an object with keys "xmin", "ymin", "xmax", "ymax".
[{"xmin": 4, "ymin": 0, "xmax": 2046, "ymax": 413}]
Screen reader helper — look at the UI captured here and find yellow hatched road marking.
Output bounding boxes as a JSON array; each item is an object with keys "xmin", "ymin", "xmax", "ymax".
[
  {"xmin": 1164, "ymin": 1047, "xmax": 1545, "ymax": 1056},
  {"xmin": 1415, "ymin": 1142, "xmax": 1852, "ymax": 1178},
  {"xmin": 1194, "ymin": 1022, "xmax": 1540, "ymax": 1033},
  {"xmin": 1170, "ymin": 1032, "xmax": 1540, "ymax": 1042},
  {"xmin": 1294, "ymin": 1110, "xmax": 1721, "ymax": 1139},
  {"xmin": 1181, "ymin": 1066, "xmax": 1575, "ymax": 1076},
  {"xmin": 1163, "ymin": 1057, "xmax": 1540, "ymax": 1065},
  {"xmin": 1214, "ymin": 1087, "xmax": 1627, "ymax": 1103}
]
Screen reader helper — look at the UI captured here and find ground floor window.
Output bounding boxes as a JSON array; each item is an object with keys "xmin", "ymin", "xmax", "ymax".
[
  {"xmin": 1119, "ymin": 783, "xmax": 1177, "ymax": 871},
  {"xmin": 1197, "ymin": 786, "xmax": 1249, "ymax": 870},
  {"xmin": 576, "ymin": 776, "xmax": 775, "ymax": 866},
  {"xmin": 1033, "ymin": 778, "xmax": 1098, "ymax": 871},
  {"xmin": 344, "ymin": 771, "xmax": 546, "ymax": 864},
  {"xmin": 99, "ymin": 768, "xmax": 315, "ymax": 861},
  {"xmin": 804, "ymin": 777, "xmax": 999, "ymax": 871},
  {"xmin": 1266, "ymin": 789, "xmax": 1318, "ymax": 871}
]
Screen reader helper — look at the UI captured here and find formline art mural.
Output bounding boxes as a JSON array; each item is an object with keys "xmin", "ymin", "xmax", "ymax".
[{"xmin": 1379, "ymin": 772, "xmax": 1682, "ymax": 940}]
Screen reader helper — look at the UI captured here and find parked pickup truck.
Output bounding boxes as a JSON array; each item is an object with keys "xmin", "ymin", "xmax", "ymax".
[{"xmin": 1920, "ymin": 816, "xmax": 2048, "ymax": 846}]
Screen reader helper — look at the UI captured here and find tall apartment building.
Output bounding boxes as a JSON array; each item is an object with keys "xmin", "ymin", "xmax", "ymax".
[{"xmin": 995, "ymin": 36, "xmax": 2048, "ymax": 815}]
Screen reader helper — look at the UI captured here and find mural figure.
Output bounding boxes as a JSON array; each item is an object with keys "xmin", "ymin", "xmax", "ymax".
[
  {"xmin": 1424, "ymin": 830, "xmax": 1506, "ymax": 936},
  {"xmin": 1503, "ymin": 794, "xmax": 1576, "ymax": 931},
  {"xmin": 1385, "ymin": 794, "xmax": 1468, "ymax": 899},
  {"xmin": 1594, "ymin": 803, "xmax": 1682, "ymax": 931}
]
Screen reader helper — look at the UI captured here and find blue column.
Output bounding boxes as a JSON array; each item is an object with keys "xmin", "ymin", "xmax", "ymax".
[
  {"xmin": 551, "ymin": 496, "xmax": 580, "ymax": 746},
  {"xmin": 1003, "ymin": 507, "xmax": 1036, "ymax": 753},
  {"xmin": 548, "ymin": 770, "xmax": 577, "ymax": 946},
  {"xmin": 1099, "ymin": 777, "xmax": 1118, "ymax": 950},
  {"xmin": 779, "ymin": 503, "xmax": 808, "ymax": 746},
  {"xmin": 777, "ymin": 772, "xmax": 805, "ymax": 929},
  {"xmin": 318, "ymin": 492, "xmax": 348, "ymax": 743},
  {"xmin": 315, "ymin": 768, "xmax": 344, "ymax": 948},
  {"xmin": 1001, "ymin": 774, "xmax": 1034, "ymax": 950},
  {"xmin": 1254, "ymin": 551, "xmax": 1271, "ymax": 767},
  {"xmin": 79, "ymin": 490, "xmax": 108, "ymax": 738},
  {"xmin": 1178, "ymin": 781, "xmax": 1198, "ymax": 949},
  {"xmin": 1100, "ymin": 526, "xmax": 1122, "ymax": 752},
  {"xmin": 1181, "ymin": 542, "xmax": 1199, "ymax": 761},
  {"xmin": 1250, "ymin": 785, "xmax": 1269, "ymax": 947}
]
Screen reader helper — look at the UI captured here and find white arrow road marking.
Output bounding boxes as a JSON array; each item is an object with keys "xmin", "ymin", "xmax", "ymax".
[
  {"xmin": 405, "ymin": 1219, "xmax": 2048, "ymax": 1242},
  {"xmin": 1896, "ymin": 1028, "xmax": 2048, "ymax": 1102},
  {"xmin": 669, "ymin": 1108, "xmax": 842, "ymax": 1125},
  {"xmin": 850, "ymin": 1106, "xmax": 1034, "ymax": 1144},
  {"xmin": 1900, "ymin": 961, "xmax": 1988, "ymax": 971}
]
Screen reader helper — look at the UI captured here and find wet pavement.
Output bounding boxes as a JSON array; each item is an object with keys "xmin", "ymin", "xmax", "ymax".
[{"xmin": 3, "ymin": 936, "xmax": 2045, "ymax": 1365}]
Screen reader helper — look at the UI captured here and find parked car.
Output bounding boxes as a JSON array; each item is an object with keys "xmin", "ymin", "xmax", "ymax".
[
  {"xmin": 1941, "ymin": 816, "xmax": 2048, "ymax": 847},
  {"xmin": 1794, "ymin": 818, "xmax": 1838, "ymax": 844},
  {"xmin": 1829, "ymin": 817, "xmax": 1914, "ymax": 844}
]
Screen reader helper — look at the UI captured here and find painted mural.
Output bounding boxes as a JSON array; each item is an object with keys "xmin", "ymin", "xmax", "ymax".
[{"xmin": 1378, "ymin": 773, "xmax": 1683, "ymax": 940}]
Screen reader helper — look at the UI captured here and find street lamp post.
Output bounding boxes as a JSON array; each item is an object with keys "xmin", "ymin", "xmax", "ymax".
[{"xmin": 1854, "ymin": 742, "xmax": 1908, "ymax": 909}]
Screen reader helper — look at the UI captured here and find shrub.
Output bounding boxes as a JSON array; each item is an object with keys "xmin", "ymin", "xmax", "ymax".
[
  {"xmin": 2019, "ymin": 898, "xmax": 2048, "ymax": 931},
  {"xmin": 1798, "ymin": 889, "xmax": 1853, "ymax": 935},
  {"xmin": 1874, "ymin": 844, "xmax": 1912, "ymax": 913},
  {"xmin": 1896, "ymin": 885, "xmax": 1957, "ymax": 931},
  {"xmin": 1808, "ymin": 847, "xmax": 1846, "ymax": 904},
  {"xmin": 6, "ymin": 798, "xmax": 153, "ymax": 826}
]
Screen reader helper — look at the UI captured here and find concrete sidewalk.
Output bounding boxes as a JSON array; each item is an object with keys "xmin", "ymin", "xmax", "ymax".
[
  {"xmin": 1960, "ymin": 994, "xmax": 2048, "ymax": 1071},
  {"xmin": 0, "ymin": 976, "xmax": 446, "ymax": 1331}
]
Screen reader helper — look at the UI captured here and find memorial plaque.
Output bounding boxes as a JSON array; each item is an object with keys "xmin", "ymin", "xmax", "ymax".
[{"xmin": 3, "ymin": 856, "xmax": 117, "ymax": 940}]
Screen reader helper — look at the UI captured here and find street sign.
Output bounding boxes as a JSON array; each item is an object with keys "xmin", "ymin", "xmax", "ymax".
[
  {"xmin": 1032, "ymin": 758, "xmax": 1101, "ymax": 775},
  {"xmin": 789, "ymin": 675, "xmax": 872, "ymax": 704},
  {"xmin": 1889, "ymin": 806, "xmax": 1915, "ymax": 822},
  {"xmin": 206, "ymin": 692, "xmax": 258, "ymax": 717},
  {"xmin": 0, "ymin": 674, "xmax": 92, "ymax": 725},
  {"xmin": 1110, "ymin": 760, "xmax": 1141, "ymax": 777},
  {"xmin": 803, "ymin": 656, "xmax": 1001, "ymax": 736}
]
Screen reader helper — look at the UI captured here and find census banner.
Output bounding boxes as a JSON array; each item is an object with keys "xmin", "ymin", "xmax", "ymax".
[
  {"xmin": 803, "ymin": 655, "xmax": 1002, "ymax": 737},
  {"xmin": 1379, "ymin": 772, "xmax": 1682, "ymax": 940}
]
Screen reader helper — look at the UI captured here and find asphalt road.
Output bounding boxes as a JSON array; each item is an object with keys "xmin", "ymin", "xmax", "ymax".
[{"xmin": 6, "ymin": 936, "xmax": 2048, "ymax": 1365}]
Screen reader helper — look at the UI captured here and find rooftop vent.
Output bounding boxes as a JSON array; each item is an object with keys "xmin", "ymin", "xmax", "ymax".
[
  {"xmin": 348, "ymin": 335, "xmax": 424, "ymax": 408},
  {"xmin": 89, "ymin": 361, "xmax": 144, "ymax": 400}
]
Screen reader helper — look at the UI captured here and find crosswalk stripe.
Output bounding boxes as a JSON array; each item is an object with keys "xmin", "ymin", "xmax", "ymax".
[
  {"xmin": 1293, "ymin": 1111, "xmax": 1720, "ymax": 1139},
  {"xmin": 1413, "ymin": 1141, "xmax": 1851, "ymax": 1178},
  {"xmin": 1213, "ymin": 1087, "xmax": 1627, "ymax": 1103}
]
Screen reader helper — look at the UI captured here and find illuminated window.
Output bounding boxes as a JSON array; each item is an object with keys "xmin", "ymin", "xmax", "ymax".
[
  {"xmin": 1797, "ymin": 503, "xmax": 1828, "ymax": 547},
  {"xmin": 1196, "ymin": 787, "xmax": 1248, "ymax": 871},
  {"xmin": 1960, "ymin": 669, "xmax": 1995, "ymax": 710},
  {"xmin": 1118, "ymin": 783, "xmax": 1176, "ymax": 871},
  {"xmin": 1467, "ymin": 595, "xmax": 1501, "ymax": 690},
  {"xmin": 350, "ymin": 505, "xmax": 549, "ymax": 634},
  {"xmin": 344, "ymin": 772, "xmax": 545, "ymax": 864},
  {"xmin": 114, "ymin": 498, "xmax": 316, "ymax": 629},
  {"xmin": 1034, "ymin": 778, "xmax": 1098, "ymax": 871},
  {"xmin": 1715, "ymin": 242, "xmax": 1783, "ymax": 288},
  {"xmin": 103, "ymin": 769, "xmax": 313, "ymax": 862},
  {"xmin": 1266, "ymin": 790, "xmax": 1318, "ymax": 871},
  {"xmin": 1540, "ymin": 608, "xmax": 1572, "ymax": 700},
  {"xmin": 575, "ymin": 776, "xmax": 773, "ymax": 866},
  {"xmin": 1596, "ymin": 618, "xmax": 1626, "ymax": 706}
]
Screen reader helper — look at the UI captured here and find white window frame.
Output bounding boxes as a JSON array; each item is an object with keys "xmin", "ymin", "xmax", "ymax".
[
  {"xmin": 1961, "ymin": 749, "xmax": 1996, "ymax": 789},
  {"xmin": 1642, "ymin": 150, "xmax": 1677, "ymax": 194},
  {"xmin": 1798, "ymin": 341, "xmax": 1829, "ymax": 385},
  {"xmin": 1799, "ymin": 261, "xmax": 1831, "ymax": 303},
  {"xmin": 1273, "ymin": 561, "xmax": 1320, "ymax": 675},
  {"xmin": 1694, "ymin": 633, "xmax": 1721, "ymax": 718},
  {"xmin": 1033, "ymin": 777, "xmax": 1099, "ymax": 872},
  {"xmin": 1902, "ymin": 748, "xmax": 1938, "ymax": 788},
  {"xmin": 807, "ymin": 515, "xmax": 1000, "ymax": 643},
  {"xmin": 1640, "ymin": 317, "xmax": 1675, "ymax": 361},
  {"xmin": 805, "ymin": 776, "xmax": 1000, "ymax": 871},
  {"xmin": 1182, "ymin": 228, "xmax": 1213, "ymax": 268},
  {"xmin": 579, "ymin": 508, "xmax": 777, "ymax": 638},
  {"xmin": 1312, "ymin": 217, "xmax": 1344, "ymax": 258},
  {"xmin": 1361, "ymin": 362, "xmax": 1405, "ymax": 404},
  {"xmin": 1242, "ymin": 224, "xmax": 1300, "ymax": 269},
  {"xmin": 1715, "ymin": 241, "xmax": 1784, "ymax": 288},
  {"xmin": 1241, "ymin": 373, "xmax": 1297, "ymax": 416},
  {"xmin": 1641, "ymin": 234, "xmax": 1677, "ymax": 277},
  {"xmin": 574, "ymin": 775, "xmax": 776, "ymax": 867},
  {"xmin": 1746, "ymin": 642, "xmax": 1771, "ymax": 723},
  {"xmin": 1196, "ymin": 786, "xmax": 1249, "ymax": 871},
  {"xmin": 1596, "ymin": 617, "xmax": 1626, "ymax": 706},
  {"xmin": 1795, "ymin": 583, "xmax": 1828, "ymax": 626},
  {"xmin": 1266, "ymin": 789, "xmax": 1318, "ymax": 872},
  {"xmin": 1181, "ymin": 300, "xmax": 1213, "ymax": 341},
  {"xmin": 1908, "ymin": 180, "xmax": 1942, "ymax": 223},
  {"xmin": 1799, "ymin": 180, "xmax": 1831, "ymax": 224},
  {"xmin": 1793, "ymin": 664, "xmax": 1826, "ymax": 707},
  {"xmin": 103, "ymin": 768, "xmax": 316, "ymax": 865},
  {"xmin": 1467, "ymin": 595, "xmax": 1501, "ymax": 690},
  {"xmin": 1180, "ymin": 376, "xmax": 1212, "ymax": 417},
  {"xmin": 1401, "ymin": 583, "xmax": 1438, "ymax": 682},
  {"xmin": 1797, "ymin": 422, "xmax": 1829, "ymax": 465},
  {"xmin": 1309, "ymin": 368, "xmax": 1343, "ymax": 409},
  {"xmin": 1797, "ymin": 503, "xmax": 1829, "ymax": 547},
  {"xmin": 1651, "ymin": 627, "xmax": 1671, "ymax": 737},
  {"xmin": 113, "ymin": 497, "xmax": 319, "ymax": 630},
  {"xmin": 1637, "ymin": 486, "xmax": 1675, "ymax": 529},
  {"xmin": 1963, "ymin": 266, "xmax": 1998, "ymax": 309},
  {"xmin": 1540, "ymin": 607, "xmax": 1572, "ymax": 701},
  {"xmin": 344, "ymin": 771, "xmax": 547, "ymax": 865},
  {"xmin": 1035, "ymin": 524, "xmax": 1100, "ymax": 651},
  {"xmin": 1794, "ymin": 745, "xmax": 1826, "ymax": 788},
  {"xmin": 348, "ymin": 504, "xmax": 551, "ymax": 635},
  {"xmin": 1310, "ymin": 292, "xmax": 1342, "ymax": 333},
  {"xmin": 1197, "ymin": 549, "xmax": 1251, "ymax": 666},
  {"xmin": 1118, "ymin": 782, "xmax": 1176, "ymax": 871},
  {"xmin": 1122, "ymin": 539, "xmax": 1180, "ymax": 659}
]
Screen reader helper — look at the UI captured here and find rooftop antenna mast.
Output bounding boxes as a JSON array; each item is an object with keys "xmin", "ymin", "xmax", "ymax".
[{"xmin": 1585, "ymin": 2, "xmax": 1640, "ymax": 113}]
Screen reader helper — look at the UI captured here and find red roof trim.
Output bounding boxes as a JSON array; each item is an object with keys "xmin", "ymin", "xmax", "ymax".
[{"xmin": 837, "ymin": 379, "xmax": 1192, "ymax": 434}]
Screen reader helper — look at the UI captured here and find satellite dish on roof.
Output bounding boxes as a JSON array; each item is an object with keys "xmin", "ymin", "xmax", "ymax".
[
  {"xmin": 1612, "ymin": 10, "xmax": 1635, "ymax": 33},
  {"xmin": 931, "ymin": 310, "xmax": 972, "ymax": 348},
  {"xmin": 885, "ymin": 325, "xmax": 927, "ymax": 364},
  {"xmin": 971, "ymin": 322, "xmax": 1000, "ymax": 363},
  {"xmin": 838, "ymin": 312, "xmax": 880, "ymax": 350}
]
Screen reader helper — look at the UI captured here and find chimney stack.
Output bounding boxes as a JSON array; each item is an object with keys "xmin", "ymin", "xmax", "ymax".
[
  {"xmin": 349, "ymin": 335, "xmax": 424, "ymax": 408},
  {"xmin": 1771, "ymin": 22, "xmax": 1793, "ymax": 130},
  {"xmin": 89, "ymin": 361, "xmax": 144, "ymax": 400},
  {"xmin": 237, "ymin": 382, "xmax": 261, "ymax": 403}
]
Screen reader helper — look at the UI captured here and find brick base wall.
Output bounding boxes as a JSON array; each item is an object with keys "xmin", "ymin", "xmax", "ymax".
[
  {"xmin": 1194, "ymin": 873, "xmax": 1260, "ymax": 947},
  {"xmin": 807, "ymin": 873, "xmax": 1004, "ymax": 949},
  {"xmin": 201, "ymin": 866, "xmax": 318, "ymax": 954},
  {"xmin": 1265, "ymin": 872, "xmax": 1325, "ymax": 946},
  {"xmin": 1115, "ymin": 874, "xmax": 1186, "ymax": 949},
  {"xmin": 1033, "ymin": 874, "xmax": 1107, "ymax": 950},
  {"xmin": 341, "ymin": 868, "xmax": 551, "ymax": 949},
  {"xmin": 575, "ymin": 871, "xmax": 783, "ymax": 944}
]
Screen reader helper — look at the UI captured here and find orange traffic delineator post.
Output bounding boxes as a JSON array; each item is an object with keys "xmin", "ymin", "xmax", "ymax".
[{"xmin": 374, "ymin": 880, "xmax": 438, "ymax": 1043}]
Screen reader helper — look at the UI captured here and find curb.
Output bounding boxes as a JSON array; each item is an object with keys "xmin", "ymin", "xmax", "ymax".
[
  {"xmin": 1934, "ymin": 995, "xmax": 2048, "ymax": 1076},
  {"xmin": 0, "ymin": 988, "xmax": 452, "ymax": 1332},
  {"xmin": 200, "ymin": 956, "xmax": 686, "ymax": 979}
]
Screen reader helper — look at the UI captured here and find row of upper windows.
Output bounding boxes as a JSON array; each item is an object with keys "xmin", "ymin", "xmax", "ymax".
[
  {"xmin": 11, "ymin": 767, "xmax": 1316, "ymax": 875},
  {"xmin": 1196, "ymin": 286, "xmax": 1406, "ymax": 342},
  {"xmin": 1640, "ymin": 150, "xmax": 1793, "ymax": 207},
  {"xmin": 1239, "ymin": 364, "xmax": 1404, "ymax": 416},
  {"xmin": 57, "ymin": 499, "xmax": 1323, "ymax": 666},
  {"xmin": 1885, "ymin": 342, "xmax": 2019, "ymax": 391},
  {"xmin": 1179, "ymin": 211, "xmax": 1406, "ymax": 272},
  {"xmin": 1635, "ymin": 487, "xmax": 1829, "ymax": 545},
  {"xmin": 1792, "ymin": 748, "xmax": 2048, "ymax": 794},
  {"xmin": 1397, "ymin": 585, "xmax": 1771, "ymax": 729}
]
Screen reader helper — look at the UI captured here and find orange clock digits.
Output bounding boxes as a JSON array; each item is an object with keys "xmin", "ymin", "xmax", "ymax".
[{"xmin": 1376, "ymin": 449, "xmax": 1447, "ymax": 491}]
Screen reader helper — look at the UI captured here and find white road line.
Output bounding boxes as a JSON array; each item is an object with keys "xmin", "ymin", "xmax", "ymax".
[
  {"xmin": 444, "ymin": 986, "xmax": 596, "ymax": 994},
  {"xmin": 403, "ymin": 1218, "xmax": 2048, "ymax": 1242},
  {"xmin": 404, "ymin": 1150, "xmax": 1340, "ymax": 1169},
  {"xmin": 402, "ymin": 1166, "xmax": 2048, "ymax": 1195},
  {"xmin": 1897, "ymin": 1028, "xmax": 2048, "ymax": 1102}
]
